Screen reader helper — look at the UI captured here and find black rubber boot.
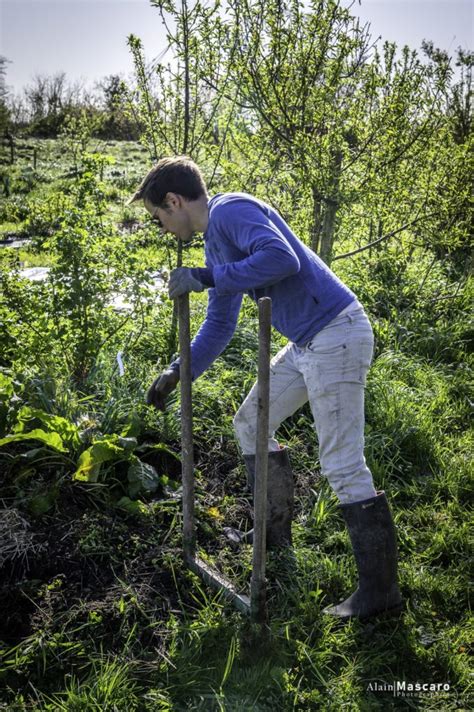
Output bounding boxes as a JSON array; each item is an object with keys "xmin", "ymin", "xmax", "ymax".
[
  {"xmin": 324, "ymin": 491, "xmax": 402, "ymax": 620},
  {"xmin": 224, "ymin": 448, "xmax": 294, "ymax": 548}
]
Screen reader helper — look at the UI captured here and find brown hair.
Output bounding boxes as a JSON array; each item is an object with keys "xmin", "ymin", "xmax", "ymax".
[{"xmin": 128, "ymin": 156, "xmax": 207, "ymax": 207}]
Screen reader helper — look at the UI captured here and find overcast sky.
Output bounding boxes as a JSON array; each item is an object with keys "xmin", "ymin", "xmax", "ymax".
[{"xmin": 1, "ymin": 0, "xmax": 472, "ymax": 94}]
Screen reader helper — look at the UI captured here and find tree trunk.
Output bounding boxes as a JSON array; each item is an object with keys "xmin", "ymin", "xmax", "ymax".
[
  {"xmin": 320, "ymin": 198, "xmax": 338, "ymax": 266},
  {"xmin": 6, "ymin": 133, "xmax": 14, "ymax": 164},
  {"xmin": 310, "ymin": 184, "xmax": 323, "ymax": 254},
  {"xmin": 182, "ymin": 0, "xmax": 190, "ymax": 156},
  {"xmin": 320, "ymin": 150, "xmax": 342, "ymax": 265}
]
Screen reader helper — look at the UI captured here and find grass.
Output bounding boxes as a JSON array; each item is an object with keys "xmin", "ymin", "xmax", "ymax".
[
  {"xmin": 0, "ymin": 138, "xmax": 472, "ymax": 711},
  {"xmin": 1, "ymin": 339, "xmax": 470, "ymax": 709}
]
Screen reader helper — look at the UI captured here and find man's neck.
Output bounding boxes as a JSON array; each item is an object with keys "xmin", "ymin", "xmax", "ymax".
[{"xmin": 190, "ymin": 194, "xmax": 209, "ymax": 234}]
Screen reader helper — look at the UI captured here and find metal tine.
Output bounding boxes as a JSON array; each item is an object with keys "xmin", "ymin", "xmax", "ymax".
[{"xmin": 178, "ymin": 293, "xmax": 252, "ymax": 614}]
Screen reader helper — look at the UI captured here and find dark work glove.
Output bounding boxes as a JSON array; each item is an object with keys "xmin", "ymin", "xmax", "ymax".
[
  {"xmin": 168, "ymin": 267, "xmax": 205, "ymax": 299},
  {"xmin": 146, "ymin": 368, "xmax": 180, "ymax": 411}
]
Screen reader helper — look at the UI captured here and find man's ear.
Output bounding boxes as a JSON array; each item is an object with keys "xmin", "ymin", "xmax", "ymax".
[{"xmin": 164, "ymin": 192, "xmax": 181, "ymax": 209}]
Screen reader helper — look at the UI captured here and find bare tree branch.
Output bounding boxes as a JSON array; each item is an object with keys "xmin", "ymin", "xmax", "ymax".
[{"xmin": 332, "ymin": 213, "xmax": 436, "ymax": 260}]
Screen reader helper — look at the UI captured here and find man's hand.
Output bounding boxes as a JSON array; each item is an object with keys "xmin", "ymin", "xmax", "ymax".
[
  {"xmin": 169, "ymin": 267, "xmax": 205, "ymax": 299},
  {"xmin": 146, "ymin": 368, "xmax": 180, "ymax": 411}
]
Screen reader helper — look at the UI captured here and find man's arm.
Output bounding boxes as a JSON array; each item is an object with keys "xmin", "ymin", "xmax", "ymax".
[
  {"xmin": 210, "ymin": 201, "xmax": 300, "ymax": 295},
  {"xmin": 171, "ymin": 288, "xmax": 243, "ymax": 381}
]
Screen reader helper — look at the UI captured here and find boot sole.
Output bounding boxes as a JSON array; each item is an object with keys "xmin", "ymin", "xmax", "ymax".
[{"xmin": 324, "ymin": 600, "xmax": 404, "ymax": 622}]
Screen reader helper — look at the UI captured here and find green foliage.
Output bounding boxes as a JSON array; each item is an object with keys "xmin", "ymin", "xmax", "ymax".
[
  {"xmin": 0, "ymin": 428, "xmax": 67, "ymax": 452},
  {"xmin": 1, "ymin": 152, "xmax": 162, "ymax": 381},
  {"xmin": 74, "ymin": 433, "xmax": 180, "ymax": 502},
  {"xmin": 0, "ymin": 1, "xmax": 472, "ymax": 708},
  {"xmin": 96, "ymin": 74, "xmax": 140, "ymax": 141},
  {"xmin": 128, "ymin": 0, "xmax": 231, "ymax": 162},
  {"xmin": 0, "ymin": 368, "xmax": 180, "ymax": 508},
  {"xmin": 74, "ymin": 434, "xmax": 132, "ymax": 482},
  {"xmin": 58, "ymin": 109, "xmax": 104, "ymax": 171},
  {"xmin": 25, "ymin": 190, "xmax": 73, "ymax": 237},
  {"xmin": 41, "ymin": 657, "xmax": 142, "ymax": 711},
  {"xmin": 0, "ymin": 370, "xmax": 14, "ymax": 435},
  {"xmin": 0, "ymin": 55, "xmax": 11, "ymax": 134},
  {"xmin": 0, "ymin": 194, "xmax": 29, "ymax": 223},
  {"xmin": 127, "ymin": 459, "xmax": 162, "ymax": 497}
]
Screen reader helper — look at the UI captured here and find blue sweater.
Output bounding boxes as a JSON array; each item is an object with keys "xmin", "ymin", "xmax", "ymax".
[{"xmin": 175, "ymin": 193, "xmax": 355, "ymax": 380}]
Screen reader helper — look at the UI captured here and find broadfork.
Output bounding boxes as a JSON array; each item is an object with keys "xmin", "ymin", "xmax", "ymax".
[{"xmin": 178, "ymin": 293, "xmax": 272, "ymax": 622}]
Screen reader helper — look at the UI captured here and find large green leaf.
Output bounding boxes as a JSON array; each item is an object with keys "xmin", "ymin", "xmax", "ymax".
[
  {"xmin": 136, "ymin": 442, "xmax": 181, "ymax": 462},
  {"xmin": 120, "ymin": 413, "xmax": 142, "ymax": 439},
  {"xmin": 0, "ymin": 373, "xmax": 14, "ymax": 399},
  {"xmin": 0, "ymin": 429, "xmax": 66, "ymax": 452},
  {"xmin": 127, "ymin": 458, "xmax": 160, "ymax": 498},
  {"xmin": 74, "ymin": 437, "xmax": 126, "ymax": 482},
  {"xmin": 118, "ymin": 436, "xmax": 138, "ymax": 451},
  {"xmin": 28, "ymin": 489, "xmax": 58, "ymax": 516},
  {"xmin": 0, "ymin": 372, "xmax": 14, "ymax": 437},
  {"xmin": 13, "ymin": 407, "xmax": 80, "ymax": 448},
  {"xmin": 115, "ymin": 496, "xmax": 149, "ymax": 516}
]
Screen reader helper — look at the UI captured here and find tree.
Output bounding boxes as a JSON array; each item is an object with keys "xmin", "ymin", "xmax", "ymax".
[
  {"xmin": 225, "ymin": 0, "xmax": 455, "ymax": 265},
  {"xmin": 0, "ymin": 56, "xmax": 15, "ymax": 168},
  {"xmin": 23, "ymin": 73, "xmax": 86, "ymax": 136},
  {"xmin": 0, "ymin": 56, "xmax": 11, "ymax": 134},
  {"xmin": 96, "ymin": 74, "xmax": 139, "ymax": 140},
  {"xmin": 409, "ymin": 46, "xmax": 473, "ymax": 268},
  {"xmin": 127, "ymin": 0, "xmax": 239, "ymax": 357},
  {"xmin": 225, "ymin": 0, "xmax": 375, "ymax": 262}
]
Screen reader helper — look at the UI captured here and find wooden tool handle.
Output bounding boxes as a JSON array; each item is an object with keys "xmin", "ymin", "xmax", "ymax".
[
  {"xmin": 178, "ymin": 293, "xmax": 195, "ymax": 560},
  {"xmin": 251, "ymin": 296, "xmax": 272, "ymax": 623}
]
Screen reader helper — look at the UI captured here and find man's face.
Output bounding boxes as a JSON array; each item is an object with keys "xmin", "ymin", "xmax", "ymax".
[{"xmin": 144, "ymin": 195, "xmax": 194, "ymax": 242}]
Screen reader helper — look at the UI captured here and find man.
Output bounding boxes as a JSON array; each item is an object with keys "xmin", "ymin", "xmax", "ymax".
[{"xmin": 130, "ymin": 156, "xmax": 402, "ymax": 620}]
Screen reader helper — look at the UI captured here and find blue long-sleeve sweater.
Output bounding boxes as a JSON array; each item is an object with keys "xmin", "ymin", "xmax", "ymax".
[{"xmin": 173, "ymin": 193, "xmax": 356, "ymax": 380}]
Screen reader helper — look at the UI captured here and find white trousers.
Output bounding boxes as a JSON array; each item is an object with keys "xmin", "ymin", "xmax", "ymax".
[{"xmin": 233, "ymin": 301, "xmax": 377, "ymax": 504}]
